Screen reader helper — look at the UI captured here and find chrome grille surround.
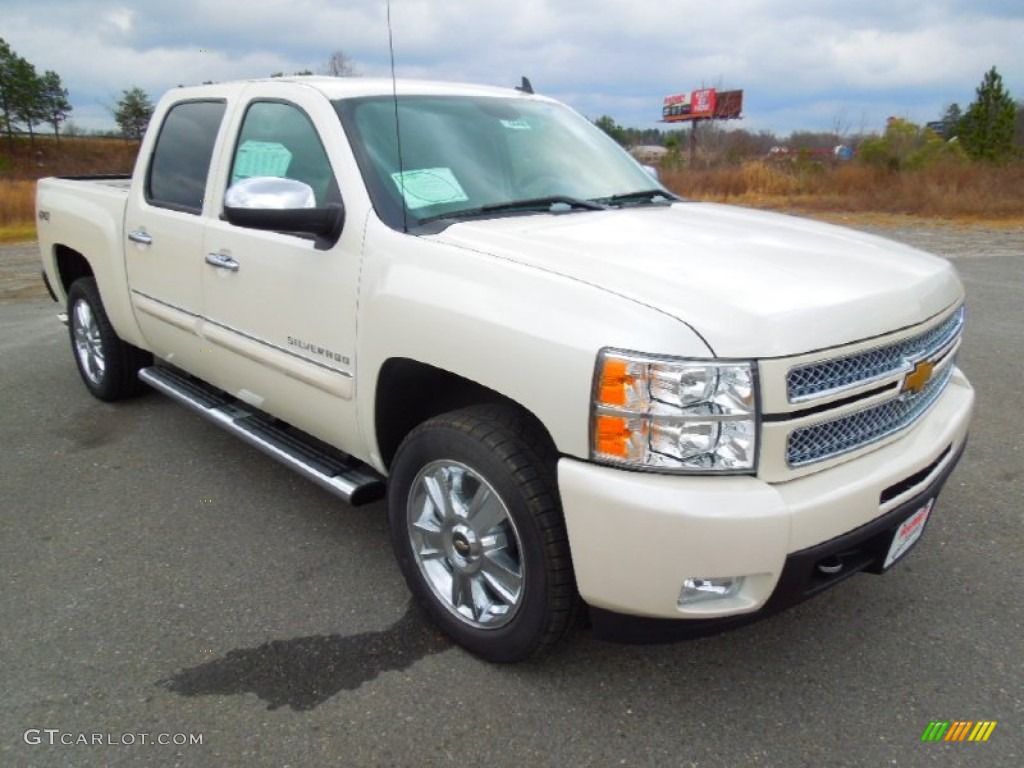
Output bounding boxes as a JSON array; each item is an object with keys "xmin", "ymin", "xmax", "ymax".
[
  {"xmin": 786, "ymin": 362, "xmax": 954, "ymax": 467},
  {"xmin": 787, "ymin": 305, "xmax": 965, "ymax": 402}
]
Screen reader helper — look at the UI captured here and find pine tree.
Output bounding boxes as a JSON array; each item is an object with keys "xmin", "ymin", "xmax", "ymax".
[
  {"xmin": 1015, "ymin": 101, "xmax": 1024, "ymax": 148},
  {"xmin": 39, "ymin": 70, "xmax": 72, "ymax": 145},
  {"xmin": 113, "ymin": 87, "xmax": 154, "ymax": 141},
  {"xmin": 594, "ymin": 115, "xmax": 628, "ymax": 146},
  {"xmin": 0, "ymin": 38, "xmax": 18, "ymax": 145},
  {"xmin": 940, "ymin": 103, "xmax": 962, "ymax": 137},
  {"xmin": 959, "ymin": 67, "xmax": 1016, "ymax": 163},
  {"xmin": 10, "ymin": 56, "xmax": 45, "ymax": 148}
]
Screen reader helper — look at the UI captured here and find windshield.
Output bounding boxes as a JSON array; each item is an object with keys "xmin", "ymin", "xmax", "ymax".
[{"xmin": 334, "ymin": 94, "xmax": 670, "ymax": 231}]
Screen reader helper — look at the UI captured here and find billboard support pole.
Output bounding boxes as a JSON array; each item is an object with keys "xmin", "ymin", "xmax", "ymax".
[{"xmin": 689, "ymin": 120, "xmax": 699, "ymax": 166}]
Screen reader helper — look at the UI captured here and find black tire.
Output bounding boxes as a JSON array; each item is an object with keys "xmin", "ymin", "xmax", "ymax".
[
  {"xmin": 67, "ymin": 277, "xmax": 151, "ymax": 401},
  {"xmin": 388, "ymin": 405, "xmax": 580, "ymax": 662}
]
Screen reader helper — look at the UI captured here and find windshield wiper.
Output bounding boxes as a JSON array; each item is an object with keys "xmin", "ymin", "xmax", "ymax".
[
  {"xmin": 595, "ymin": 189, "xmax": 678, "ymax": 207},
  {"xmin": 418, "ymin": 195, "xmax": 608, "ymax": 225},
  {"xmin": 477, "ymin": 195, "xmax": 609, "ymax": 214}
]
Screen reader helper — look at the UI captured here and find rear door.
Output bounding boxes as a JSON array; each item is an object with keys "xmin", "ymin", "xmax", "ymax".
[{"xmin": 124, "ymin": 98, "xmax": 228, "ymax": 364}]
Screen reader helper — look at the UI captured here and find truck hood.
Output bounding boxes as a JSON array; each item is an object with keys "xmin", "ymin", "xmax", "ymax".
[{"xmin": 430, "ymin": 202, "xmax": 963, "ymax": 357}]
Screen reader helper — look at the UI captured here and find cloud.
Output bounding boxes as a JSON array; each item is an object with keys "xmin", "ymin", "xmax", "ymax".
[
  {"xmin": 1, "ymin": 0, "xmax": 1021, "ymax": 134},
  {"xmin": 105, "ymin": 8, "xmax": 135, "ymax": 35}
]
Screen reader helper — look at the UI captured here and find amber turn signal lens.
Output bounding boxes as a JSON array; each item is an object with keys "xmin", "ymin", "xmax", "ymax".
[
  {"xmin": 595, "ymin": 414, "xmax": 630, "ymax": 457},
  {"xmin": 599, "ymin": 359, "xmax": 633, "ymax": 406}
]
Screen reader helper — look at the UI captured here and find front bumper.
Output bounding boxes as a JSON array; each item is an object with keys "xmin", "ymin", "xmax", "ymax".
[{"xmin": 558, "ymin": 369, "xmax": 973, "ymax": 639}]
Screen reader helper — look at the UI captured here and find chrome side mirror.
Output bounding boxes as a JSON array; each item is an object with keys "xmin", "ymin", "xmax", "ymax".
[
  {"xmin": 223, "ymin": 177, "xmax": 344, "ymax": 240},
  {"xmin": 224, "ymin": 176, "xmax": 317, "ymax": 209}
]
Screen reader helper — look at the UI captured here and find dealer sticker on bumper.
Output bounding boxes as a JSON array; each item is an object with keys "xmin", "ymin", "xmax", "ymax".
[{"xmin": 884, "ymin": 498, "xmax": 935, "ymax": 569}]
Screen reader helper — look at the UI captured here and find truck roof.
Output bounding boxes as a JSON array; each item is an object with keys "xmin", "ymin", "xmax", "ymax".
[{"xmin": 170, "ymin": 76, "xmax": 550, "ymax": 103}]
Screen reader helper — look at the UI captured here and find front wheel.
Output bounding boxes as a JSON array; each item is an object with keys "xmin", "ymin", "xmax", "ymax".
[
  {"xmin": 388, "ymin": 405, "xmax": 580, "ymax": 662},
  {"xmin": 67, "ymin": 277, "xmax": 151, "ymax": 401}
]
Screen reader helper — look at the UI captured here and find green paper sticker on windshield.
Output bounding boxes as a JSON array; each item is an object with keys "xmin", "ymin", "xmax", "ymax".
[
  {"xmin": 391, "ymin": 168, "xmax": 469, "ymax": 210},
  {"xmin": 232, "ymin": 140, "xmax": 293, "ymax": 183}
]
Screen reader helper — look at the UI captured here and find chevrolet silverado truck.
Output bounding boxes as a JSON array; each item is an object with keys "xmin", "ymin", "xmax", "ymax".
[{"xmin": 37, "ymin": 77, "xmax": 974, "ymax": 661}]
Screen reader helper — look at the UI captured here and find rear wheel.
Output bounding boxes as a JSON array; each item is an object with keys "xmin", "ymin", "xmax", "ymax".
[
  {"xmin": 68, "ymin": 277, "xmax": 151, "ymax": 401},
  {"xmin": 388, "ymin": 405, "xmax": 579, "ymax": 662}
]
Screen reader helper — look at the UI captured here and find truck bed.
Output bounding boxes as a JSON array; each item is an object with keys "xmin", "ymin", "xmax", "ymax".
[{"xmin": 36, "ymin": 174, "xmax": 136, "ymax": 340}]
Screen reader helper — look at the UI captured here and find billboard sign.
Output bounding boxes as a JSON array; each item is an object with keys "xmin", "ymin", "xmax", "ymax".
[
  {"xmin": 662, "ymin": 92, "xmax": 692, "ymax": 120},
  {"xmin": 713, "ymin": 90, "xmax": 743, "ymax": 119},
  {"xmin": 662, "ymin": 88, "xmax": 743, "ymax": 122},
  {"xmin": 692, "ymin": 88, "xmax": 716, "ymax": 118}
]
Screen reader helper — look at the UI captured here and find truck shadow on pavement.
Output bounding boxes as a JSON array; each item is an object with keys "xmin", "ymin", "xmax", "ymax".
[{"xmin": 157, "ymin": 602, "xmax": 451, "ymax": 711}]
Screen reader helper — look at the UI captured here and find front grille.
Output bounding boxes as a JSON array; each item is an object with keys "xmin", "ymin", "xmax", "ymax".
[
  {"xmin": 786, "ymin": 362, "xmax": 954, "ymax": 466},
  {"xmin": 787, "ymin": 306, "xmax": 964, "ymax": 402}
]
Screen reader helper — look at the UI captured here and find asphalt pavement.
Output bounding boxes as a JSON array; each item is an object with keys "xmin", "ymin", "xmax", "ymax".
[{"xmin": 1, "ymin": 235, "xmax": 1021, "ymax": 767}]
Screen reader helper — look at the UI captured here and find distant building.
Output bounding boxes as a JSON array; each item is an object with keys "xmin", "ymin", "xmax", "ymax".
[{"xmin": 630, "ymin": 145, "xmax": 668, "ymax": 164}]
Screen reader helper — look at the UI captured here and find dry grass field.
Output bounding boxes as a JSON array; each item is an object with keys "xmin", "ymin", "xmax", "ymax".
[
  {"xmin": 0, "ymin": 137, "xmax": 138, "ymax": 242},
  {"xmin": 1, "ymin": 136, "xmax": 1022, "ymax": 244},
  {"xmin": 662, "ymin": 162, "xmax": 1024, "ymax": 221},
  {"xmin": 1, "ymin": 135, "xmax": 138, "ymax": 177},
  {"xmin": 0, "ymin": 180, "xmax": 36, "ymax": 240}
]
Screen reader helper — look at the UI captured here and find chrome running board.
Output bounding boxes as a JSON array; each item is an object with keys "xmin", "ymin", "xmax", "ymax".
[{"xmin": 139, "ymin": 366, "xmax": 385, "ymax": 506}]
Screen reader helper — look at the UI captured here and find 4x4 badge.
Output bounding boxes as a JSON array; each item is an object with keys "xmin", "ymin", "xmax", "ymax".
[{"xmin": 902, "ymin": 360, "xmax": 935, "ymax": 395}]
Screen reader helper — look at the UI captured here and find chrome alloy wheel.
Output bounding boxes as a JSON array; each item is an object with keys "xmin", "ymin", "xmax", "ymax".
[
  {"xmin": 72, "ymin": 298, "xmax": 106, "ymax": 386},
  {"xmin": 407, "ymin": 460, "xmax": 525, "ymax": 629}
]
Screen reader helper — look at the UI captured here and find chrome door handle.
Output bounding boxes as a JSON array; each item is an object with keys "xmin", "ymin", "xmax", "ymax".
[
  {"xmin": 128, "ymin": 230, "xmax": 153, "ymax": 245},
  {"xmin": 205, "ymin": 253, "xmax": 240, "ymax": 272}
]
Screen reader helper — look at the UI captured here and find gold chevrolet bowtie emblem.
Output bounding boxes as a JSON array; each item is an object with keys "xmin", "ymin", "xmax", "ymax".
[{"xmin": 902, "ymin": 360, "xmax": 935, "ymax": 395}]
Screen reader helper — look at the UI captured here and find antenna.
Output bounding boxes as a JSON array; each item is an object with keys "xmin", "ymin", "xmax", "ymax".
[
  {"xmin": 387, "ymin": 0, "xmax": 409, "ymax": 233},
  {"xmin": 516, "ymin": 76, "xmax": 534, "ymax": 95}
]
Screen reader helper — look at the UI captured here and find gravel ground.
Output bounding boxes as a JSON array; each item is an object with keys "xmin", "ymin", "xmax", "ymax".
[
  {"xmin": 6, "ymin": 218, "xmax": 1022, "ymax": 302},
  {"xmin": 1, "ymin": 241, "xmax": 47, "ymax": 299},
  {"xmin": 828, "ymin": 218, "xmax": 1024, "ymax": 260}
]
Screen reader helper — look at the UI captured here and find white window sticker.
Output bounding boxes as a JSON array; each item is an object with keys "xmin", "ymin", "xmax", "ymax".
[
  {"xmin": 500, "ymin": 118, "xmax": 532, "ymax": 131},
  {"xmin": 233, "ymin": 141, "xmax": 293, "ymax": 182},
  {"xmin": 391, "ymin": 168, "xmax": 469, "ymax": 210}
]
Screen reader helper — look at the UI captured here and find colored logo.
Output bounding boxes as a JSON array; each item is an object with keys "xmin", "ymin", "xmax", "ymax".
[
  {"xmin": 921, "ymin": 721, "xmax": 997, "ymax": 742},
  {"xmin": 902, "ymin": 360, "xmax": 935, "ymax": 396}
]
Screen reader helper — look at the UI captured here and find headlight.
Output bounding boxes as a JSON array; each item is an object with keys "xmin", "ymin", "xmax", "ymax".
[{"xmin": 591, "ymin": 350, "xmax": 759, "ymax": 472}]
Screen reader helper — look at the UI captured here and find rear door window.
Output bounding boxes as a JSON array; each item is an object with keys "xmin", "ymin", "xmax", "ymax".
[{"xmin": 146, "ymin": 100, "xmax": 226, "ymax": 213}]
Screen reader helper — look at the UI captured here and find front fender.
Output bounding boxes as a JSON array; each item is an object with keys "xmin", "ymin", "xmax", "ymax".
[{"xmin": 355, "ymin": 219, "xmax": 712, "ymax": 464}]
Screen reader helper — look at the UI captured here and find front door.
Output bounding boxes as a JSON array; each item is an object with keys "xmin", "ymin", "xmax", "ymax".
[{"xmin": 199, "ymin": 93, "xmax": 362, "ymax": 449}]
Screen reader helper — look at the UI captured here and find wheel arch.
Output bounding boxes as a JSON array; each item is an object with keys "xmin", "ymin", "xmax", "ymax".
[
  {"xmin": 50, "ymin": 242, "xmax": 148, "ymax": 350},
  {"xmin": 373, "ymin": 357, "xmax": 557, "ymax": 471},
  {"xmin": 54, "ymin": 244, "xmax": 94, "ymax": 297}
]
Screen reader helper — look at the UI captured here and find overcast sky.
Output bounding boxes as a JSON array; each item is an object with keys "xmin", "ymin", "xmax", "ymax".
[{"xmin": 3, "ymin": 0, "xmax": 1023, "ymax": 138}]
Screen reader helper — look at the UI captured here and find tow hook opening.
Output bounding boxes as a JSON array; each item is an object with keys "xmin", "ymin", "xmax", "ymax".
[{"xmin": 816, "ymin": 556, "xmax": 844, "ymax": 575}]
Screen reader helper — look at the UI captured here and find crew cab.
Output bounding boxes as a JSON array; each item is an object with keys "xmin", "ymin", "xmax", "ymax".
[{"xmin": 37, "ymin": 77, "xmax": 974, "ymax": 661}]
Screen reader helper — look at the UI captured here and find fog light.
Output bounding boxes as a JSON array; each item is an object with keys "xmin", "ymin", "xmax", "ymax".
[{"xmin": 679, "ymin": 576, "xmax": 744, "ymax": 606}]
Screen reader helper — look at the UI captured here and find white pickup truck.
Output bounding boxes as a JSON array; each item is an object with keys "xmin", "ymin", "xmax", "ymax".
[{"xmin": 37, "ymin": 76, "xmax": 974, "ymax": 661}]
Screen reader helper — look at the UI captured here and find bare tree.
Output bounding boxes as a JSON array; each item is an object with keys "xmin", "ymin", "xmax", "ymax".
[
  {"xmin": 830, "ymin": 106, "xmax": 851, "ymax": 144},
  {"xmin": 321, "ymin": 50, "xmax": 360, "ymax": 77}
]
